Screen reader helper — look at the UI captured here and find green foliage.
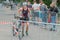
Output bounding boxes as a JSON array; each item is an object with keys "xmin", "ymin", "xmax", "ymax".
[
  {"xmin": 29, "ymin": 0, "xmax": 33, "ymax": 4},
  {"xmin": 43, "ymin": 0, "xmax": 52, "ymax": 7},
  {"xmin": 57, "ymin": 0, "xmax": 60, "ymax": 6},
  {"xmin": 0, "ymin": 0, "xmax": 5, "ymax": 3},
  {"xmin": 13, "ymin": 0, "xmax": 60, "ymax": 6}
]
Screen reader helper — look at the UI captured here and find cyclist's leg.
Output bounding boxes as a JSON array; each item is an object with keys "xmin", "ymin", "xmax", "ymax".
[{"xmin": 26, "ymin": 22, "xmax": 29, "ymax": 35}]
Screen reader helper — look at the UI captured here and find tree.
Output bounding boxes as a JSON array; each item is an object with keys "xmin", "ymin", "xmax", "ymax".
[
  {"xmin": 14, "ymin": 0, "xmax": 60, "ymax": 6},
  {"xmin": 57, "ymin": 0, "xmax": 60, "ymax": 6}
]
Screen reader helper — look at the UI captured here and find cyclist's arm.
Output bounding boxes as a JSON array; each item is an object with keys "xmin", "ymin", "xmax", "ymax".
[{"xmin": 18, "ymin": 7, "xmax": 23, "ymax": 14}]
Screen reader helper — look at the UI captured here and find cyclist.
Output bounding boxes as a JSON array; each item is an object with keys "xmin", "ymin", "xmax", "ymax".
[{"xmin": 18, "ymin": 5, "xmax": 30, "ymax": 37}]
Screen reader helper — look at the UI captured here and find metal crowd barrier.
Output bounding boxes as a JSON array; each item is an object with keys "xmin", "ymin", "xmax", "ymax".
[
  {"xmin": 14, "ymin": 11, "xmax": 60, "ymax": 23},
  {"xmin": 14, "ymin": 11, "xmax": 60, "ymax": 25}
]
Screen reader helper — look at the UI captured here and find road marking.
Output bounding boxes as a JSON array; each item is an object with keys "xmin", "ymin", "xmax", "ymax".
[{"xmin": 0, "ymin": 21, "xmax": 12, "ymax": 24}]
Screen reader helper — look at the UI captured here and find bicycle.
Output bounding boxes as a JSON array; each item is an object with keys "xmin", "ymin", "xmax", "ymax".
[{"xmin": 12, "ymin": 14, "xmax": 22, "ymax": 40}]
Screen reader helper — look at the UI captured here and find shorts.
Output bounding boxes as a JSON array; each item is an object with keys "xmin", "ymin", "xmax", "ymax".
[{"xmin": 20, "ymin": 17, "xmax": 29, "ymax": 21}]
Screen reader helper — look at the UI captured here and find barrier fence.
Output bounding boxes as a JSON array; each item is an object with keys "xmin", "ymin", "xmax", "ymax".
[
  {"xmin": 14, "ymin": 11, "xmax": 60, "ymax": 24},
  {"xmin": 0, "ymin": 10, "xmax": 60, "ymax": 28},
  {"xmin": 13, "ymin": 11, "xmax": 60, "ymax": 31}
]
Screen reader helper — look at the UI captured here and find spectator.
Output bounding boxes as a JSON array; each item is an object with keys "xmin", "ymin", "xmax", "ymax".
[
  {"xmin": 32, "ymin": 1, "xmax": 40, "ymax": 23},
  {"xmin": 49, "ymin": 2, "xmax": 58, "ymax": 31},
  {"xmin": 23, "ymin": 0, "xmax": 28, "ymax": 6},
  {"xmin": 27, "ymin": 1, "xmax": 32, "ymax": 10},
  {"xmin": 27, "ymin": 1, "xmax": 32, "ymax": 20},
  {"xmin": 39, "ymin": 1, "xmax": 48, "ymax": 28}
]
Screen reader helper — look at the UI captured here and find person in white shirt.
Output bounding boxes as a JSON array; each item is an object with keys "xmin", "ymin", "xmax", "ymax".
[
  {"xmin": 23, "ymin": 0, "xmax": 28, "ymax": 6},
  {"xmin": 32, "ymin": 1, "xmax": 40, "ymax": 23}
]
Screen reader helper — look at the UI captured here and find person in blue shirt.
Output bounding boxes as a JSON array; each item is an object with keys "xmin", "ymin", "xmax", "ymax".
[{"xmin": 39, "ymin": 1, "xmax": 48, "ymax": 28}]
